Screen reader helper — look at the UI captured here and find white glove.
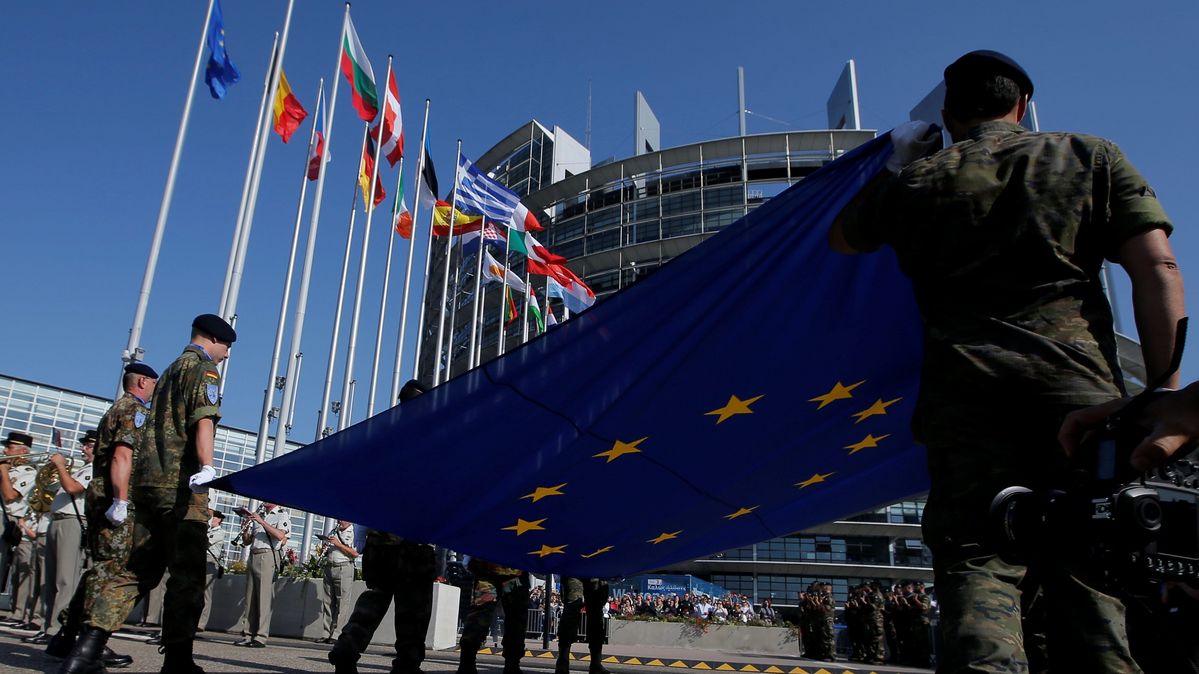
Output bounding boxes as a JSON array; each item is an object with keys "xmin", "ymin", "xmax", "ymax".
[
  {"xmin": 106, "ymin": 499, "xmax": 129, "ymax": 525},
  {"xmin": 188, "ymin": 465, "xmax": 217, "ymax": 493},
  {"xmin": 886, "ymin": 121, "xmax": 942, "ymax": 174}
]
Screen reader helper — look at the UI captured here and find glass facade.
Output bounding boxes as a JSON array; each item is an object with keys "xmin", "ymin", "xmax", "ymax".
[{"xmin": 0, "ymin": 374, "xmax": 331, "ymax": 567}]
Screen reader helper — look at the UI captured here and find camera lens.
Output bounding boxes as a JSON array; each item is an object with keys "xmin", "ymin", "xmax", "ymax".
[{"xmin": 1134, "ymin": 497, "xmax": 1163, "ymax": 529}]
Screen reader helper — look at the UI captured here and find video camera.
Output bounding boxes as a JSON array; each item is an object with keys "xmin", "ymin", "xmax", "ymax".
[{"xmin": 988, "ymin": 319, "xmax": 1199, "ymax": 594}]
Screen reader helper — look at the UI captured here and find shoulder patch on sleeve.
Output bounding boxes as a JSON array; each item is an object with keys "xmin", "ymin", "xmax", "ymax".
[
  {"xmin": 206, "ymin": 384, "xmax": 219, "ymax": 404},
  {"xmin": 134, "ymin": 410, "xmax": 146, "ymax": 428}
]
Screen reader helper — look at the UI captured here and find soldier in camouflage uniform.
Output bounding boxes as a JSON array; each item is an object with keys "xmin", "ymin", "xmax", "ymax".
[
  {"xmin": 815, "ymin": 582, "xmax": 835, "ymax": 661},
  {"xmin": 832, "ymin": 50, "xmax": 1184, "ymax": 673},
  {"xmin": 556, "ymin": 577, "xmax": 610, "ymax": 674},
  {"xmin": 329, "ymin": 380, "xmax": 438, "ymax": 674},
  {"xmin": 882, "ymin": 585, "xmax": 902, "ymax": 664},
  {"xmin": 61, "ymin": 314, "xmax": 235, "ymax": 674},
  {"xmin": 863, "ymin": 582, "xmax": 886, "ymax": 665},
  {"xmin": 45, "ymin": 363, "xmax": 157, "ymax": 668},
  {"xmin": 457, "ymin": 558, "xmax": 530, "ymax": 674}
]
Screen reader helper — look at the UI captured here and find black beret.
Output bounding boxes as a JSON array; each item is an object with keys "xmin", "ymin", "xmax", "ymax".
[
  {"xmin": 192, "ymin": 313, "xmax": 237, "ymax": 344},
  {"xmin": 4, "ymin": 431, "xmax": 33, "ymax": 448},
  {"xmin": 945, "ymin": 49, "xmax": 1034, "ymax": 98},
  {"xmin": 124, "ymin": 362, "xmax": 159, "ymax": 379},
  {"xmin": 212, "ymin": 510, "xmax": 226, "ymax": 520},
  {"xmin": 81, "ymin": 430, "xmax": 99, "ymax": 444},
  {"xmin": 399, "ymin": 379, "xmax": 427, "ymax": 402}
]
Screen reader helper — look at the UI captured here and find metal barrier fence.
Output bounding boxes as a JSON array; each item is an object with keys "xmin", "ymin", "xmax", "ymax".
[{"xmin": 525, "ymin": 609, "xmax": 609, "ymax": 642}]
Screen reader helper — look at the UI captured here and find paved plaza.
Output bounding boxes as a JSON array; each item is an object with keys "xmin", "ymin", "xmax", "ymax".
[{"xmin": 0, "ymin": 623, "xmax": 933, "ymax": 674}]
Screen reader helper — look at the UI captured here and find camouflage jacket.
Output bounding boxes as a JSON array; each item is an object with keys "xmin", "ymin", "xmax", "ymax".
[
  {"xmin": 840, "ymin": 121, "xmax": 1172, "ymax": 434},
  {"xmin": 90, "ymin": 392, "xmax": 149, "ymax": 503},
  {"xmin": 135, "ymin": 345, "xmax": 221, "ymax": 490}
]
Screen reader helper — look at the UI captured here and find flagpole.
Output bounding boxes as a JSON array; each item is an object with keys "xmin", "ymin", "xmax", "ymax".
[
  {"xmin": 446, "ymin": 255, "xmax": 462, "ymax": 380},
  {"xmin": 432, "ymin": 140, "xmax": 464, "ymax": 386},
  {"xmin": 275, "ymin": 76, "xmax": 328, "ymax": 454},
  {"xmin": 496, "ymin": 230, "xmax": 512, "ymax": 356},
  {"xmin": 522, "ymin": 271, "xmax": 532, "ymax": 343},
  {"xmin": 120, "ymin": 0, "xmax": 214, "ymax": 396},
  {"xmin": 300, "ymin": 3, "xmax": 350, "ymax": 562},
  {"xmin": 478, "ymin": 284, "xmax": 488, "ymax": 364},
  {"xmin": 339, "ymin": 55, "xmax": 391, "ymax": 428},
  {"xmin": 223, "ymin": 0, "xmax": 296, "ymax": 325},
  {"xmin": 218, "ymin": 31, "xmax": 278, "ymax": 318},
  {"xmin": 466, "ymin": 214, "xmax": 487, "ymax": 369},
  {"xmin": 392, "ymin": 99, "xmax": 431, "ymax": 402},
  {"xmin": 367, "ymin": 152, "xmax": 403, "ymax": 416},
  {"xmin": 250, "ymin": 80, "xmax": 323, "ymax": 470}
]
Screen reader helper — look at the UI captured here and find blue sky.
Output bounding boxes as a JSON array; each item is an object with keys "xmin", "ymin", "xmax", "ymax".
[{"xmin": 2, "ymin": 1, "xmax": 1197, "ymax": 437}]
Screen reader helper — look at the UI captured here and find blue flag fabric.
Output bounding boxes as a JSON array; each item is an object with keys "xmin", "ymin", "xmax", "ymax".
[
  {"xmin": 212, "ymin": 133, "xmax": 930, "ymax": 577},
  {"xmin": 203, "ymin": 0, "xmax": 240, "ymax": 100},
  {"xmin": 455, "ymin": 154, "xmax": 522, "ymax": 222}
]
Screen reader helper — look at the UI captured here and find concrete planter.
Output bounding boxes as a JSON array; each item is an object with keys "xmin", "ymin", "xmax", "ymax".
[
  {"xmin": 202, "ymin": 575, "xmax": 459, "ymax": 648},
  {"xmin": 608, "ymin": 619, "xmax": 798, "ymax": 654}
]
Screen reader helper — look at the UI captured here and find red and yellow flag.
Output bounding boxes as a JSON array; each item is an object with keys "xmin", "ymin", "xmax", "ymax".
[
  {"xmin": 359, "ymin": 136, "xmax": 386, "ymax": 210},
  {"xmin": 431, "ymin": 200, "xmax": 483, "ymax": 236},
  {"xmin": 272, "ymin": 69, "xmax": 307, "ymax": 143}
]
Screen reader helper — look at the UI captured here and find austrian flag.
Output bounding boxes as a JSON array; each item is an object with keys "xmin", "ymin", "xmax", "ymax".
[{"xmin": 373, "ymin": 70, "xmax": 403, "ymax": 167}]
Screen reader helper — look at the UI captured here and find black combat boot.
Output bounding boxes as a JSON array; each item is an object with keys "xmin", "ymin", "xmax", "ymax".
[
  {"xmin": 502, "ymin": 656, "xmax": 525, "ymax": 674},
  {"xmin": 328, "ymin": 643, "xmax": 360, "ymax": 674},
  {"xmin": 555, "ymin": 646, "xmax": 572, "ymax": 674},
  {"xmin": 160, "ymin": 640, "xmax": 205, "ymax": 674},
  {"xmin": 46, "ymin": 630, "xmax": 78, "ymax": 659},
  {"xmin": 57, "ymin": 626, "xmax": 109, "ymax": 674},
  {"xmin": 588, "ymin": 646, "xmax": 610, "ymax": 674},
  {"xmin": 456, "ymin": 647, "xmax": 478, "ymax": 674},
  {"xmin": 102, "ymin": 646, "xmax": 134, "ymax": 668}
]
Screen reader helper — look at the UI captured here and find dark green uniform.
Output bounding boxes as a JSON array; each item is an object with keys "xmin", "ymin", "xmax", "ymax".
[
  {"xmin": 459, "ymin": 559, "xmax": 529, "ymax": 673},
  {"xmin": 80, "ymin": 392, "xmax": 149, "ymax": 631},
  {"xmin": 557, "ymin": 577, "xmax": 608, "ymax": 673},
  {"xmin": 329, "ymin": 530, "xmax": 436, "ymax": 674},
  {"xmin": 86, "ymin": 346, "xmax": 219, "ymax": 648},
  {"xmin": 840, "ymin": 121, "xmax": 1172, "ymax": 673},
  {"xmin": 864, "ymin": 587, "xmax": 885, "ymax": 665}
]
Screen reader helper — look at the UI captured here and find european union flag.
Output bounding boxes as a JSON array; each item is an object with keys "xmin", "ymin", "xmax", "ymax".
[
  {"xmin": 212, "ymin": 134, "xmax": 930, "ymax": 577},
  {"xmin": 203, "ymin": 0, "xmax": 240, "ymax": 100}
]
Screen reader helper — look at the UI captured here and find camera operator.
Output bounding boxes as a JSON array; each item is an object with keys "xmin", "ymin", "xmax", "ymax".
[{"xmin": 831, "ymin": 49, "xmax": 1185, "ymax": 673}]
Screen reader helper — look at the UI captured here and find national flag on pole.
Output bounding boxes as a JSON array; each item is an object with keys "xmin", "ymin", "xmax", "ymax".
[
  {"xmin": 359, "ymin": 136, "xmax": 386, "ymax": 209},
  {"xmin": 456, "ymin": 154, "xmax": 521, "ymax": 222},
  {"xmin": 307, "ymin": 95, "xmax": 328, "ymax": 181},
  {"xmin": 340, "ymin": 15, "xmax": 378, "ymax": 121},
  {"xmin": 545, "ymin": 294, "xmax": 558, "ymax": 327},
  {"xmin": 462, "ymin": 223, "xmax": 506, "ymax": 256},
  {"xmin": 523, "ymin": 231, "xmax": 569, "ymax": 275},
  {"xmin": 546, "ymin": 273, "xmax": 596, "ymax": 314},
  {"xmin": 51, "ymin": 429, "xmax": 63, "ymax": 448},
  {"xmin": 528, "ymin": 287, "xmax": 545, "ymax": 334},
  {"xmin": 432, "ymin": 201, "xmax": 483, "ymax": 237},
  {"xmin": 417, "ymin": 150, "xmax": 438, "ymax": 215},
  {"xmin": 393, "ymin": 169, "xmax": 413, "ymax": 238},
  {"xmin": 204, "ymin": 0, "xmax": 240, "ymax": 99},
  {"xmin": 509, "ymin": 202, "xmax": 544, "ymax": 232},
  {"xmin": 271, "ymin": 69, "xmax": 308, "ymax": 143},
  {"xmin": 482, "ymin": 249, "xmax": 527, "ymax": 292},
  {"xmin": 372, "ymin": 70, "xmax": 403, "ymax": 166},
  {"xmin": 503, "ymin": 286, "xmax": 519, "ymax": 326}
]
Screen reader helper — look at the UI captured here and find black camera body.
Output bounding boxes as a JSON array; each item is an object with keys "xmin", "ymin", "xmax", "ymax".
[{"xmin": 989, "ymin": 399, "xmax": 1199, "ymax": 592}]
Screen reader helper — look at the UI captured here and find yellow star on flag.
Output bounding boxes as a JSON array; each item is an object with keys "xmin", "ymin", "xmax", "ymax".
[
  {"xmin": 647, "ymin": 530, "xmax": 682, "ymax": 545},
  {"xmin": 808, "ymin": 380, "xmax": 865, "ymax": 410},
  {"xmin": 705, "ymin": 394, "xmax": 765, "ymax": 424},
  {"xmin": 593, "ymin": 437, "xmax": 647, "ymax": 463},
  {"xmin": 529, "ymin": 544, "xmax": 568, "ymax": 558},
  {"xmin": 845, "ymin": 433, "xmax": 891, "ymax": 455},
  {"xmin": 724, "ymin": 506, "xmax": 759, "ymax": 520},
  {"xmin": 581, "ymin": 545, "xmax": 614, "ymax": 559},
  {"xmin": 521, "ymin": 483, "xmax": 567, "ymax": 503},
  {"xmin": 795, "ymin": 472, "xmax": 834, "ymax": 489},
  {"xmin": 851, "ymin": 397, "xmax": 903, "ymax": 424},
  {"xmin": 502, "ymin": 518, "xmax": 547, "ymax": 536}
]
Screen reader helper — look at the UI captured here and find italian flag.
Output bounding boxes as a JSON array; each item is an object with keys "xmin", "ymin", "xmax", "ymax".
[
  {"xmin": 393, "ymin": 169, "xmax": 413, "ymax": 239},
  {"xmin": 509, "ymin": 202, "xmax": 544, "ymax": 232},
  {"xmin": 339, "ymin": 16, "xmax": 378, "ymax": 121}
]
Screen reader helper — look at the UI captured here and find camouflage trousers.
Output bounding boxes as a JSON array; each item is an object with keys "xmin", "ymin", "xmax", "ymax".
[
  {"xmin": 921, "ymin": 403, "xmax": 1142, "ymax": 674},
  {"xmin": 331, "ymin": 534, "xmax": 436, "ymax": 673},
  {"xmin": 85, "ymin": 488, "xmax": 208, "ymax": 645},
  {"xmin": 460, "ymin": 568, "xmax": 529, "ymax": 662},
  {"xmin": 559, "ymin": 578, "xmax": 607, "ymax": 650}
]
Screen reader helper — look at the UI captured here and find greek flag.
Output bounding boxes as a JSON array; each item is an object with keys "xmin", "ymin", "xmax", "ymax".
[{"xmin": 455, "ymin": 154, "xmax": 521, "ymax": 222}]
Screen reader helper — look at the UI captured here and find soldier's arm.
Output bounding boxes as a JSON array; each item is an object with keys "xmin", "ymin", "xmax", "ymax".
[
  {"xmin": 51, "ymin": 455, "xmax": 86, "ymax": 495},
  {"xmin": 1115, "ymin": 228, "xmax": 1185, "ymax": 389},
  {"xmin": 0, "ymin": 465, "xmax": 18, "ymax": 503},
  {"xmin": 255, "ymin": 513, "xmax": 289, "ymax": 543},
  {"xmin": 330, "ymin": 535, "xmax": 358, "ymax": 558},
  {"xmin": 111, "ymin": 443, "xmax": 133, "ymax": 501},
  {"xmin": 195, "ymin": 418, "xmax": 215, "ymax": 468}
]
